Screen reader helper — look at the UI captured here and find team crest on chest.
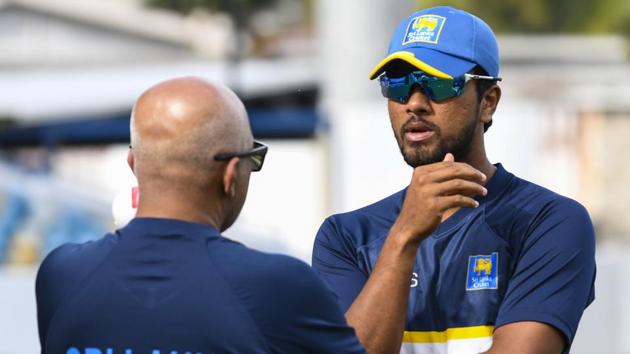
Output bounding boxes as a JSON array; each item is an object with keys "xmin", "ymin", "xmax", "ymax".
[{"xmin": 466, "ymin": 252, "xmax": 498, "ymax": 291}]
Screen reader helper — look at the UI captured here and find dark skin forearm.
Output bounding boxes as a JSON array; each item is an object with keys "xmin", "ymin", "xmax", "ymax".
[
  {"xmin": 482, "ymin": 322, "xmax": 564, "ymax": 354},
  {"xmin": 344, "ymin": 156, "xmax": 488, "ymax": 354},
  {"xmin": 345, "ymin": 229, "xmax": 419, "ymax": 354},
  {"xmin": 347, "ymin": 253, "xmax": 566, "ymax": 354}
]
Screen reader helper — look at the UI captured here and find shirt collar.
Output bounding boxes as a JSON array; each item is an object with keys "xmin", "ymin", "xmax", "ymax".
[
  {"xmin": 120, "ymin": 217, "xmax": 222, "ymax": 239},
  {"xmin": 433, "ymin": 163, "xmax": 512, "ymax": 234}
]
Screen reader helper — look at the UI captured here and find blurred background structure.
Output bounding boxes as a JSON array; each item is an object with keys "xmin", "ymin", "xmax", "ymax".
[{"xmin": 1, "ymin": 0, "xmax": 629, "ymax": 353}]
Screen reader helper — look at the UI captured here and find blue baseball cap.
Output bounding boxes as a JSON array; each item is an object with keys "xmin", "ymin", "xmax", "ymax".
[{"xmin": 369, "ymin": 6, "xmax": 499, "ymax": 80}]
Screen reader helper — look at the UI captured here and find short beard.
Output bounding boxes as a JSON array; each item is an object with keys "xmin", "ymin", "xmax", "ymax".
[{"xmin": 397, "ymin": 106, "xmax": 480, "ymax": 167}]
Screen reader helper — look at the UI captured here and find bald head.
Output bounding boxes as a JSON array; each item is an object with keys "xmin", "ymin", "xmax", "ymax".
[{"xmin": 130, "ymin": 77, "xmax": 252, "ymax": 183}]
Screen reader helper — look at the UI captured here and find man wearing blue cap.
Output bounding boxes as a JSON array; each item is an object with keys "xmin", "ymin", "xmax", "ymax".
[{"xmin": 313, "ymin": 6, "xmax": 595, "ymax": 354}]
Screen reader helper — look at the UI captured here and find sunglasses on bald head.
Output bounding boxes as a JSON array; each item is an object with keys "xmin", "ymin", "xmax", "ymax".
[
  {"xmin": 379, "ymin": 70, "xmax": 501, "ymax": 103},
  {"xmin": 214, "ymin": 141, "xmax": 268, "ymax": 172}
]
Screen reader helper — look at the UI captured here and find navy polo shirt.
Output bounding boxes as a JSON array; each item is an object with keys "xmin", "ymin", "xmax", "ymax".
[
  {"xmin": 36, "ymin": 218, "xmax": 366, "ymax": 354},
  {"xmin": 312, "ymin": 164, "xmax": 596, "ymax": 354}
]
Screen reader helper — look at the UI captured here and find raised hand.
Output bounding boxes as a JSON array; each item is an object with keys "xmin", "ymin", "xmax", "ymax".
[{"xmin": 390, "ymin": 153, "xmax": 487, "ymax": 245}]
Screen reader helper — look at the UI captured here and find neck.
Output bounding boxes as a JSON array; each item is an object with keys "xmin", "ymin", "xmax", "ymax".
[
  {"xmin": 135, "ymin": 189, "xmax": 223, "ymax": 230},
  {"xmin": 457, "ymin": 128, "xmax": 496, "ymax": 184},
  {"xmin": 442, "ymin": 135, "xmax": 495, "ymax": 222},
  {"xmin": 458, "ymin": 150, "xmax": 496, "ymax": 185}
]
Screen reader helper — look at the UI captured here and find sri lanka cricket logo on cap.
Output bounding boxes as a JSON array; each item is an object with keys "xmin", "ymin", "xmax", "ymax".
[
  {"xmin": 403, "ymin": 14, "xmax": 446, "ymax": 45},
  {"xmin": 466, "ymin": 252, "xmax": 498, "ymax": 291}
]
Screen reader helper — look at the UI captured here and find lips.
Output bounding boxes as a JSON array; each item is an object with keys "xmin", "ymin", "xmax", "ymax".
[
  {"xmin": 405, "ymin": 130, "xmax": 435, "ymax": 142},
  {"xmin": 403, "ymin": 120, "xmax": 436, "ymax": 143}
]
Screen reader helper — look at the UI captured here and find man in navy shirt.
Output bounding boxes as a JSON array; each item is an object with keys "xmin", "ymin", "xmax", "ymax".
[
  {"xmin": 36, "ymin": 77, "xmax": 366, "ymax": 354},
  {"xmin": 312, "ymin": 6, "xmax": 596, "ymax": 354}
]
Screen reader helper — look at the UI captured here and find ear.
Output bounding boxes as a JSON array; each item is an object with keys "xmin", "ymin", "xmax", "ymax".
[
  {"xmin": 127, "ymin": 147, "xmax": 135, "ymax": 175},
  {"xmin": 222, "ymin": 157, "xmax": 240, "ymax": 197},
  {"xmin": 480, "ymin": 85, "xmax": 502, "ymax": 126}
]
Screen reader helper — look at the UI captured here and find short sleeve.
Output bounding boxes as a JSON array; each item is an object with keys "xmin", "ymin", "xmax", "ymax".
[
  {"xmin": 35, "ymin": 236, "xmax": 116, "ymax": 353},
  {"xmin": 36, "ymin": 261, "xmax": 52, "ymax": 352},
  {"xmin": 495, "ymin": 198, "xmax": 596, "ymax": 348},
  {"xmin": 311, "ymin": 217, "xmax": 368, "ymax": 312},
  {"xmin": 252, "ymin": 256, "xmax": 366, "ymax": 354},
  {"xmin": 35, "ymin": 244, "xmax": 74, "ymax": 353}
]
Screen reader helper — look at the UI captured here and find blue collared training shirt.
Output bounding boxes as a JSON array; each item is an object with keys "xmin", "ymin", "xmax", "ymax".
[
  {"xmin": 37, "ymin": 217, "xmax": 366, "ymax": 354},
  {"xmin": 312, "ymin": 164, "xmax": 596, "ymax": 354}
]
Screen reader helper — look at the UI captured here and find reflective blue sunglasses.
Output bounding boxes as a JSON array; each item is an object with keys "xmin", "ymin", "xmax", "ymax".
[{"xmin": 379, "ymin": 71, "xmax": 501, "ymax": 103}]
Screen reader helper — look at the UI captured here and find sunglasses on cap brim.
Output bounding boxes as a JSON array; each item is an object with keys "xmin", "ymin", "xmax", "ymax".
[
  {"xmin": 379, "ymin": 71, "xmax": 502, "ymax": 103},
  {"xmin": 214, "ymin": 141, "xmax": 268, "ymax": 172}
]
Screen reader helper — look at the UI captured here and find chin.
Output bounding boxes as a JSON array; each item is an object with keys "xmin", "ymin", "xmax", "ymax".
[
  {"xmin": 404, "ymin": 152, "xmax": 445, "ymax": 167},
  {"xmin": 402, "ymin": 145, "xmax": 443, "ymax": 166}
]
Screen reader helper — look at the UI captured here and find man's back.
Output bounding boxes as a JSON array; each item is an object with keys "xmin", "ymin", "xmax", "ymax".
[{"xmin": 37, "ymin": 218, "xmax": 365, "ymax": 354}]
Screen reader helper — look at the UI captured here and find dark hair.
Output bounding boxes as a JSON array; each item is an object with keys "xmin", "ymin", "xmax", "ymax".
[{"xmin": 471, "ymin": 66, "xmax": 499, "ymax": 132}]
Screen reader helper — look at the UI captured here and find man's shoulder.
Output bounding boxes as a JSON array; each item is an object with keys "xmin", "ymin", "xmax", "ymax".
[
  {"xmin": 38, "ymin": 233, "xmax": 119, "ymax": 281},
  {"xmin": 498, "ymin": 172, "xmax": 587, "ymax": 215},
  {"xmin": 210, "ymin": 240, "xmax": 339, "ymax": 319},
  {"xmin": 511, "ymin": 175, "xmax": 591, "ymax": 228},
  {"xmin": 210, "ymin": 237, "xmax": 321, "ymax": 290},
  {"xmin": 211, "ymin": 242, "xmax": 364, "ymax": 354},
  {"xmin": 316, "ymin": 188, "xmax": 406, "ymax": 245},
  {"xmin": 335, "ymin": 188, "xmax": 406, "ymax": 221},
  {"xmin": 487, "ymin": 169, "xmax": 592, "ymax": 239},
  {"xmin": 36, "ymin": 232, "xmax": 119, "ymax": 313}
]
